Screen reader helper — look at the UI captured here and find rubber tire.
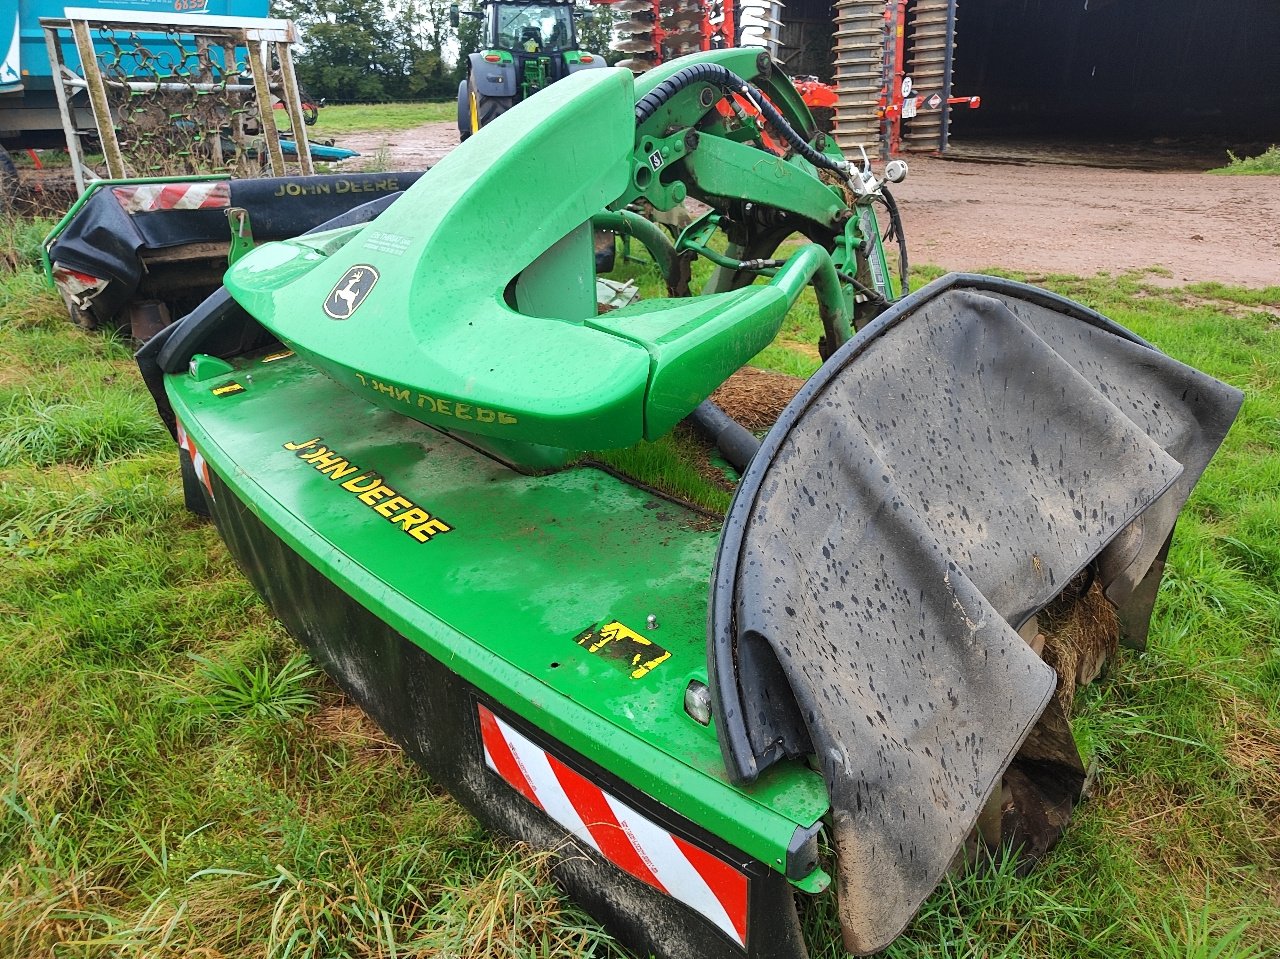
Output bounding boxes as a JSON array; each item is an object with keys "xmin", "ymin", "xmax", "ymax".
[
  {"xmin": 59, "ymin": 289, "xmax": 98, "ymax": 331},
  {"xmin": 0, "ymin": 145, "xmax": 19, "ymax": 216},
  {"xmin": 457, "ymin": 80, "xmax": 471, "ymax": 141},
  {"xmin": 467, "ymin": 71, "xmax": 512, "ymax": 136}
]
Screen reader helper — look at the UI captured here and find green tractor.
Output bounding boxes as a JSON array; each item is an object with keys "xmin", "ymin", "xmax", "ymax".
[{"xmin": 453, "ymin": 0, "xmax": 606, "ymax": 140}]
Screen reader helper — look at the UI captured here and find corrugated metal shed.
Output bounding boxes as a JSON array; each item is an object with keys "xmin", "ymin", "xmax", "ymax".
[{"xmin": 775, "ymin": 0, "xmax": 1278, "ymax": 156}]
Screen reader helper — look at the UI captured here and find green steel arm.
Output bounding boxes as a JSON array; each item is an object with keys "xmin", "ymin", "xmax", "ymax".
[
  {"xmin": 591, "ymin": 209, "xmax": 683, "ymax": 292},
  {"xmin": 681, "ymin": 135, "xmax": 846, "ymax": 231},
  {"xmin": 769, "ymin": 243, "xmax": 854, "ymax": 355}
]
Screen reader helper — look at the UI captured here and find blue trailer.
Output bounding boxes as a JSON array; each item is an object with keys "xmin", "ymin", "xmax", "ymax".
[{"xmin": 1, "ymin": 1, "xmax": 267, "ymax": 164}]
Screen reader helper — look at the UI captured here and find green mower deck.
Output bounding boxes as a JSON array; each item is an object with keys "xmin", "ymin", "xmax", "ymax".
[
  {"xmin": 171, "ymin": 347, "xmax": 829, "ymax": 864},
  {"xmin": 167, "ymin": 345, "xmax": 826, "ymax": 957}
]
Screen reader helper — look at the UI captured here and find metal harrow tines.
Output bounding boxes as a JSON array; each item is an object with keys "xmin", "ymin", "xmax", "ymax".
[
  {"xmin": 614, "ymin": 0, "xmax": 732, "ymax": 73},
  {"xmin": 94, "ymin": 26, "xmax": 267, "ymax": 178}
]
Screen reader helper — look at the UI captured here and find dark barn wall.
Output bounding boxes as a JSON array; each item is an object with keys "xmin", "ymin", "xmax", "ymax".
[
  {"xmin": 777, "ymin": 0, "xmax": 838, "ymax": 81},
  {"xmin": 951, "ymin": 0, "xmax": 1280, "ymax": 140}
]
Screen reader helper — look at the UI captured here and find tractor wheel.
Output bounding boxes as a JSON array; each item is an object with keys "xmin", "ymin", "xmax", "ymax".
[
  {"xmin": 0, "ymin": 146, "xmax": 19, "ymax": 216},
  {"xmin": 457, "ymin": 80, "xmax": 471, "ymax": 141},
  {"xmin": 467, "ymin": 72, "xmax": 512, "ymax": 136}
]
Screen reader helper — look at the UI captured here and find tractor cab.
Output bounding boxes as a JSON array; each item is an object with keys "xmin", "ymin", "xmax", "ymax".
[
  {"xmin": 454, "ymin": 0, "xmax": 605, "ymax": 139},
  {"xmin": 488, "ymin": 2, "xmax": 577, "ymax": 52}
]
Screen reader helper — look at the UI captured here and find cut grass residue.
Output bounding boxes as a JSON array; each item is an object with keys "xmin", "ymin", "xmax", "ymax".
[
  {"xmin": 592, "ymin": 426, "xmax": 734, "ymax": 514},
  {"xmin": 1, "ymin": 216, "xmax": 1277, "ymax": 956}
]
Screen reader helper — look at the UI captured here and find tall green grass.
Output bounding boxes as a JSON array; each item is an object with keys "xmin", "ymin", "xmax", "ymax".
[
  {"xmin": 1208, "ymin": 145, "xmax": 1280, "ymax": 175},
  {"xmin": 1, "ymin": 213, "xmax": 1277, "ymax": 957}
]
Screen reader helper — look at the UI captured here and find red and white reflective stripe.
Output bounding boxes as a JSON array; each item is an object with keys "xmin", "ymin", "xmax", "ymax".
[
  {"xmin": 478, "ymin": 704, "xmax": 748, "ymax": 947},
  {"xmin": 112, "ymin": 181, "xmax": 231, "ymax": 214},
  {"xmin": 176, "ymin": 420, "xmax": 215, "ymax": 499},
  {"xmin": 51, "ymin": 266, "xmax": 107, "ymax": 298}
]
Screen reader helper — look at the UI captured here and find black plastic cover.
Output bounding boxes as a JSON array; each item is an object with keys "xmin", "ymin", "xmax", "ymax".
[
  {"xmin": 50, "ymin": 172, "xmax": 422, "ymax": 327},
  {"xmin": 137, "ymin": 189, "xmax": 409, "ymax": 439},
  {"xmin": 708, "ymin": 274, "xmax": 1242, "ymax": 954}
]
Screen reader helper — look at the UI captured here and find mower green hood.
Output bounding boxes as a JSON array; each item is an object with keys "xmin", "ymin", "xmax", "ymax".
[{"xmin": 224, "ymin": 67, "xmax": 792, "ymax": 462}]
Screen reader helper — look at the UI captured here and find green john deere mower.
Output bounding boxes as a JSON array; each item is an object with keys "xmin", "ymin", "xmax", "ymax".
[{"xmin": 136, "ymin": 50, "xmax": 1241, "ymax": 957}]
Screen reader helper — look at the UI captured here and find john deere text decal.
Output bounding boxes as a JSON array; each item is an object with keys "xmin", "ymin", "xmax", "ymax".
[{"xmin": 283, "ymin": 437, "xmax": 451, "ymax": 543}]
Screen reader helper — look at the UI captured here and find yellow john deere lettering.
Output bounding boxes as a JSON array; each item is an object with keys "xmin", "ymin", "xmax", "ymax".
[
  {"xmin": 282, "ymin": 437, "xmax": 452, "ymax": 543},
  {"xmin": 349, "ymin": 372, "xmax": 517, "ymax": 425}
]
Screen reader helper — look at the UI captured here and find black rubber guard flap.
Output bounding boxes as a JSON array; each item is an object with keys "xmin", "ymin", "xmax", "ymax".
[{"xmin": 707, "ymin": 274, "xmax": 1242, "ymax": 955}]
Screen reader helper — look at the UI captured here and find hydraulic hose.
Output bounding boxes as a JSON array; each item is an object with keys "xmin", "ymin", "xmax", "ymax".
[
  {"xmin": 634, "ymin": 63, "xmax": 842, "ymax": 176},
  {"xmin": 880, "ymin": 184, "xmax": 910, "ymax": 295}
]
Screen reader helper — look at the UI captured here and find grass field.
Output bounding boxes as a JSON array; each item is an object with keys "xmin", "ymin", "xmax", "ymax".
[
  {"xmin": 278, "ymin": 101, "xmax": 457, "ymax": 137},
  {"xmin": 1, "ymin": 205, "xmax": 1278, "ymax": 959}
]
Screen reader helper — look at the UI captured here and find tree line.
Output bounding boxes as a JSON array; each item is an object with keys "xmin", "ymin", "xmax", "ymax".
[{"xmin": 271, "ymin": 0, "xmax": 618, "ymax": 103}]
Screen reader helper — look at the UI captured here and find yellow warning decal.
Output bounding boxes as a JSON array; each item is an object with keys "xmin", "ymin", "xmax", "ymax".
[
  {"xmin": 212, "ymin": 382, "xmax": 246, "ymax": 397},
  {"xmin": 575, "ymin": 621, "xmax": 671, "ymax": 679},
  {"xmin": 283, "ymin": 436, "xmax": 452, "ymax": 543},
  {"xmin": 262, "ymin": 350, "xmax": 295, "ymax": 363}
]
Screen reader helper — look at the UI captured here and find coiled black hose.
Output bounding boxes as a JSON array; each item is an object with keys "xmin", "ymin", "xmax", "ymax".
[{"xmin": 634, "ymin": 62, "xmax": 841, "ymax": 175}]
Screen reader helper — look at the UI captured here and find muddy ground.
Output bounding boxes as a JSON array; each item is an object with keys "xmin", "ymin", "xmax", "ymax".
[
  {"xmin": 339, "ymin": 121, "xmax": 1280, "ymax": 288},
  {"xmin": 899, "ymin": 156, "xmax": 1280, "ymax": 288}
]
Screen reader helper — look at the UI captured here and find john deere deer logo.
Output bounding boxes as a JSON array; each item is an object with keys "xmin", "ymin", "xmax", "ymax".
[{"xmin": 323, "ymin": 265, "xmax": 379, "ymax": 319}]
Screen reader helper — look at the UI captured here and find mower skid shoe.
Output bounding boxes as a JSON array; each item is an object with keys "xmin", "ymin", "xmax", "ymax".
[
  {"xmin": 709, "ymin": 274, "xmax": 1242, "ymax": 954},
  {"xmin": 201, "ymin": 466, "xmax": 807, "ymax": 959}
]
